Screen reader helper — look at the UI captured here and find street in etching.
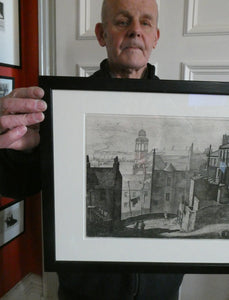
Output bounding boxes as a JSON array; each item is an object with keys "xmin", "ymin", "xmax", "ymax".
[{"xmin": 86, "ymin": 114, "xmax": 229, "ymax": 239}]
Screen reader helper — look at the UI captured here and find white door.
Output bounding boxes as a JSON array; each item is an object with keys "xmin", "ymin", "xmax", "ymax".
[{"xmin": 55, "ymin": 0, "xmax": 229, "ymax": 81}]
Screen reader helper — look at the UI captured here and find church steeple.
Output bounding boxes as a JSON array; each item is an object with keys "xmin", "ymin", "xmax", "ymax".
[{"xmin": 135, "ymin": 129, "xmax": 149, "ymax": 161}]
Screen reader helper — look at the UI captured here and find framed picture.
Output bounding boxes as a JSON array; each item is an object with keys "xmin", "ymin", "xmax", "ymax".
[
  {"xmin": 0, "ymin": 1, "xmax": 4, "ymax": 28},
  {"xmin": 40, "ymin": 76, "xmax": 229, "ymax": 272},
  {"xmin": 0, "ymin": 199, "xmax": 24, "ymax": 247},
  {"xmin": 0, "ymin": 76, "xmax": 14, "ymax": 97},
  {"xmin": 0, "ymin": 0, "xmax": 21, "ymax": 68}
]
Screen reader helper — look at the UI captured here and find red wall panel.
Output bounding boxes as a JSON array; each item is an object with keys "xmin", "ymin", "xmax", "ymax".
[{"xmin": 0, "ymin": 0, "xmax": 42, "ymax": 296}]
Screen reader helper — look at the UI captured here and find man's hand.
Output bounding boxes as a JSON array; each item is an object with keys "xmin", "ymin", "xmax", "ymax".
[{"xmin": 0, "ymin": 86, "xmax": 47, "ymax": 150}]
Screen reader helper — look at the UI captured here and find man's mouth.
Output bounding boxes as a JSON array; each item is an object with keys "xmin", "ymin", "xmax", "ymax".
[
  {"xmin": 126, "ymin": 46, "xmax": 140, "ymax": 49},
  {"xmin": 123, "ymin": 46, "xmax": 143, "ymax": 52},
  {"xmin": 122, "ymin": 42, "xmax": 144, "ymax": 52}
]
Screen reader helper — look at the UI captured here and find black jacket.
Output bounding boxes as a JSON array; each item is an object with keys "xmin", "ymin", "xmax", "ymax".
[{"xmin": 0, "ymin": 148, "xmax": 41, "ymax": 198}]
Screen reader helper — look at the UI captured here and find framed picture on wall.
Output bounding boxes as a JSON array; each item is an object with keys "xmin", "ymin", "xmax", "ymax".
[
  {"xmin": 0, "ymin": 1, "xmax": 4, "ymax": 29},
  {"xmin": 0, "ymin": 76, "xmax": 14, "ymax": 97},
  {"xmin": 0, "ymin": 0, "xmax": 21, "ymax": 68},
  {"xmin": 40, "ymin": 76, "xmax": 229, "ymax": 272},
  {"xmin": 0, "ymin": 199, "xmax": 24, "ymax": 247}
]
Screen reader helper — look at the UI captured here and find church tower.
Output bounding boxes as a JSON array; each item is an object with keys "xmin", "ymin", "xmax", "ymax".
[{"xmin": 135, "ymin": 129, "xmax": 149, "ymax": 162}]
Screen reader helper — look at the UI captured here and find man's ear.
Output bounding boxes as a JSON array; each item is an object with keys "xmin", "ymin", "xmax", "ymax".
[
  {"xmin": 95, "ymin": 23, "xmax": 106, "ymax": 47},
  {"xmin": 153, "ymin": 29, "xmax": 160, "ymax": 49}
]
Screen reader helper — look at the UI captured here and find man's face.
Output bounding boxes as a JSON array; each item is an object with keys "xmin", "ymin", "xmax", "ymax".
[{"xmin": 96, "ymin": 0, "xmax": 160, "ymax": 75}]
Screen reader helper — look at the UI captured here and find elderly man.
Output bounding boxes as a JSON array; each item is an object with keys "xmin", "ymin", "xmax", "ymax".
[{"xmin": 0, "ymin": 0, "xmax": 183, "ymax": 299}]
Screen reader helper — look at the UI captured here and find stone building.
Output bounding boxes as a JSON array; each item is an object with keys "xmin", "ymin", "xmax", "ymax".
[{"xmin": 86, "ymin": 156, "xmax": 122, "ymax": 233}]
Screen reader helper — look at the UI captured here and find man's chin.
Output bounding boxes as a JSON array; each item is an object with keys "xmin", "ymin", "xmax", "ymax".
[
  {"xmin": 119, "ymin": 55, "xmax": 147, "ymax": 70},
  {"xmin": 120, "ymin": 62, "xmax": 147, "ymax": 72}
]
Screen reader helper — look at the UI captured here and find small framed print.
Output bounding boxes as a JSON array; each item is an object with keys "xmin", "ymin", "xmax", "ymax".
[
  {"xmin": 0, "ymin": 2, "xmax": 4, "ymax": 29},
  {"xmin": 0, "ymin": 0, "xmax": 21, "ymax": 68},
  {"xmin": 40, "ymin": 76, "xmax": 229, "ymax": 273},
  {"xmin": 0, "ymin": 76, "xmax": 14, "ymax": 97},
  {"xmin": 0, "ymin": 199, "xmax": 24, "ymax": 247}
]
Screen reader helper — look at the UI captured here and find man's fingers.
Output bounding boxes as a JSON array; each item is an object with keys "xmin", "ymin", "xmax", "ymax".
[
  {"xmin": 0, "ymin": 98, "xmax": 47, "ymax": 115},
  {"xmin": 0, "ymin": 86, "xmax": 45, "ymax": 150},
  {"xmin": 8, "ymin": 86, "xmax": 44, "ymax": 99},
  {"xmin": 0, "ymin": 112, "xmax": 45, "ymax": 132},
  {"xmin": 0, "ymin": 86, "xmax": 47, "ymax": 116},
  {"xmin": 0, "ymin": 127, "xmax": 40, "ymax": 150},
  {"xmin": 8, "ymin": 128, "xmax": 40, "ymax": 150},
  {"xmin": 0, "ymin": 126, "xmax": 27, "ymax": 149}
]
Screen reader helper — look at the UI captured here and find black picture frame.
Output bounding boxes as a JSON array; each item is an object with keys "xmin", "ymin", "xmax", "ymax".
[
  {"xmin": 40, "ymin": 76, "xmax": 229, "ymax": 273},
  {"xmin": 0, "ymin": 0, "xmax": 21, "ymax": 68},
  {"xmin": 0, "ymin": 75, "xmax": 15, "ymax": 97},
  {"xmin": 0, "ymin": 199, "xmax": 25, "ymax": 247}
]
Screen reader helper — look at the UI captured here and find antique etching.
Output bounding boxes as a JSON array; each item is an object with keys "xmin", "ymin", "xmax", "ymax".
[{"xmin": 86, "ymin": 114, "xmax": 229, "ymax": 239}]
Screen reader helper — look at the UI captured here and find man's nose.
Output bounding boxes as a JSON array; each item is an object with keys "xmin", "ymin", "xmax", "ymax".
[{"xmin": 127, "ymin": 21, "xmax": 142, "ymax": 38}]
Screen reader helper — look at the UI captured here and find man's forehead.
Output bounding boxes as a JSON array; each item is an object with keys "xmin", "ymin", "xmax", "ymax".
[
  {"xmin": 115, "ymin": 10, "xmax": 155, "ymax": 20},
  {"xmin": 107, "ymin": 0, "xmax": 158, "ymax": 5},
  {"xmin": 102, "ymin": 0, "xmax": 158, "ymax": 24},
  {"xmin": 106, "ymin": 0, "xmax": 158, "ymax": 13}
]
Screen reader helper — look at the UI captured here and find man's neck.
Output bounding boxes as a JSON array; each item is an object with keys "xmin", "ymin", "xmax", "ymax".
[{"xmin": 109, "ymin": 62, "xmax": 147, "ymax": 79}]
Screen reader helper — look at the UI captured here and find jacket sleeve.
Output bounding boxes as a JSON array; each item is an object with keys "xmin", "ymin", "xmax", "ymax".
[{"xmin": 0, "ymin": 148, "xmax": 41, "ymax": 198}]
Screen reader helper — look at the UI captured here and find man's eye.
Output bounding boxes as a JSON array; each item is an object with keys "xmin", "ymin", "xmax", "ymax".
[
  {"xmin": 142, "ymin": 21, "xmax": 151, "ymax": 26},
  {"xmin": 116, "ymin": 20, "xmax": 129, "ymax": 26}
]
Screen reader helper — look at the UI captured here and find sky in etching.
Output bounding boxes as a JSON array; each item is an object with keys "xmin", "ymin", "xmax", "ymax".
[{"xmin": 86, "ymin": 114, "xmax": 229, "ymax": 155}]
